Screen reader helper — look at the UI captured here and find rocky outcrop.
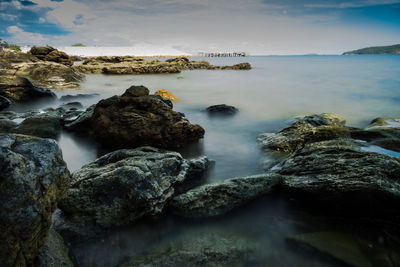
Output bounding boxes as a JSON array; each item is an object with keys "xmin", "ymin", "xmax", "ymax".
[
  {"xmin": 276, "ymin": 139, "xmax": 400, "ymax": 212},
  {"xmin": 58, "ymin": 147, "xmax": 210, "ymax": 231},
  {"xmin": 29, "ymin": 46, "xmax": 73, "ymax": 66},
  {"xmin": 0, "ymin": 76, "xmax": 55, "ymax": 102},
  {"xmin": 14, "ymin": 111, "xmax": 64, "ymax": 139},
  {"xmin": 258, "ymin": 113, "xmax": 348, "ymax": 153},
  {"xmin": 67, "ymin": 85, "xmax": 204, "ymax": 149},
  {"xmin": 120, "ymin": 231, "xmax": 256, "ymax": 267},
  {"xmin": 205, "ymin": 104, "xmax": 238, "ymax": 116},
  {"xmin": 35, "ymin": 228, "xmax": 74, "ymax": 267},
  {"xmin": 75, "ymin": 56, "xmax": 252, "ymax": 74},
  {"xmin": 170, "ymin": 173, "xmax": 281, "ymax": 218},
  {"xmin": 0, "ymin": 134, "xmax": 70, "ymax": 266}
]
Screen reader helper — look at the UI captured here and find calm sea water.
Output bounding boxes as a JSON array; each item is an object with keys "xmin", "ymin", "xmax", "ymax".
[{"xmin": 23, "ymin": 55, "xmax": 400, "ymax": 266}]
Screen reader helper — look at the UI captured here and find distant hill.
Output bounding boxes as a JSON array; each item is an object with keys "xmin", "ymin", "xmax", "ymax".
[{"xmin": 343, "ymin": 44, "xmax": 400, "ymax": 55}]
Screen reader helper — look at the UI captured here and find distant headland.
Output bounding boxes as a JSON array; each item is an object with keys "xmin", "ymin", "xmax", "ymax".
[{"xmin": 343, "ymin": 44, "xmax": 400, "ymax": 55}]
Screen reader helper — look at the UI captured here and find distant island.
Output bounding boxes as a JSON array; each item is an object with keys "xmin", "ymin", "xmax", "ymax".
[{"xmin": 343, "ymin": 44, "xmax": 400, "ymax": 55}]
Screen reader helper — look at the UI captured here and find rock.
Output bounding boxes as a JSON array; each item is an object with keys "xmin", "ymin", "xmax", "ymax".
[
  {"xmin": 155, "ymin": 89, "xmax": 180, "ymax": 102},
  {"xmin": 0, "ymin": 95, "xmax": 11, "ymax": 110},
  {"xmin": 119, "ymin": 231, "xmax": 256, "ymax": 267},
  {"xmin": 0, "ymin": 76, "xmax": 56, "ymax": 102},
  {"xmin": 30, "ymin": 46, "xmax": 73, "ymax": 66},
  {"xmin": 26, "ymin": 62, "xmax": 84, "ymax": 89},
  {"xmin": 60, "ymin": 93, "xmax": 100, "ymax": 102},
  {"xmin": 211, "ymin": 62, "xmax": 252, "ymax": 70},
  {"xmin": 0, "ymin": 134, "xmax": 70, "ymax": 266},
  {"xmin": 14, "ymin": 113, "xmax": 63, "ymax": 139},
  {"xmin": 257, "ymin": 113, "xmax": 348, "ymax": 153},
  {"xmin": 287, "ymin": 232, "xmax": 372, "ymax": 267},
  {"xmin": 88, "ymin": 85, "xmax": 204, "ymax": 149},
  {"xmin": 64, "ymin": 104, "xmax": 95, "ymax": 132},
  {"xmin": 59, "ymin": 102, "xmax": 84, "ymax": 111},
  {"xmin": 58, "ymin": 147, "xmax": 210, "ymax": 229},
  {"xmin": 205, "ymin": 104, "xmax": 238, "ymax": 116},
  {"xmin": 0, "ymin": 119, "xmax": 17, "ymax": 132},
  {"xmin": 35, "ymin": 228, "xmax": 74, "ymax": 267},
  {"xmin": 170, "ymin": 173, "xmax": 282, "ymax": 218},
  {"xmin": 277, "ymin": 139, "xmax": 400, "ymax": 212}
]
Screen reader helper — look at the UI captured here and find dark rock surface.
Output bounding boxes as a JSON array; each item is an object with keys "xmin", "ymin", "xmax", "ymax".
[
  {"xmin": 58, "ymin": 147, "xmax": 210, "ymax": 231},
  {"xmin": 170, "ymin": 173, "xmax": 282, "ymax": 218},
  {"xmin": 30, "ymin": 46, "xmax": 73, "ymax": 66},
  {"xmin": 60, "ymin": 93, "xmax": 100, "ymax": 102},
  {"xmin": 0, "ymin": 95, "xmax": 11, "ymax": 110},
  {"xmin": 0, "ymin": 134, "xmax": 70, "ymax": 266},
  {"xmin": 0, "ymin": 76, "xmax": 56, "ymax": 102},
  {"xmin": 205, "ymin": 104, "xmax": 238, "ymax": 115},
  {"xmin": 83, "ymin": 85, "xmax": 204, "ymax": 149}
]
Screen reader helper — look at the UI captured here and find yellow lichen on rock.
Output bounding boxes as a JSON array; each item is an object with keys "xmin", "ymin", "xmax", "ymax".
[{"xmin": 155, "ymin": 89, "xmax": 180, "ymax": 102}]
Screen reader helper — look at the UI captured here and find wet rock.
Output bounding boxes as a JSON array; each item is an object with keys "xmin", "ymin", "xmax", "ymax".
[
  {"xmin": 0, "ymin": 134, "xmax": 70, "ymax": 266},
  {"xmin": 60, "ymin": 93, "xmax": 100, "ymax": 102},
  {"xmin": 59, "ymin": 102, "xmax": 84, "ymax": 111},
  {"xmin": 258, "ymin": 113, "xmax": 348, "ymax": 153},
  {"xmin": 277, "ymin": 139, "xmax": 400, "ymax": 212},
  {"xmin": 351, "ymin": 117, "xmax": 400, "ymax": 152},
  {"xmin": 206, "ymin": 104, "xmax": 238, "ymax": 116},
  {"xmin": 14, "ymin": 113, "xmax": 63, "ymax": 139},
  {"xmin": 119, "ymin": 231, "xmax": 256, "ymax": 267},
  {"xmin": 0, "ymin": 95, "xmax": 11, "ymax": 110},
  {"xmin": 170, "ymin": 173, "xmax": 282, "ymax": 218},
  {"xmin": 287, "ymin": 232, "xmax": 372, "ymax": 267},
  {"xmin": 64, "ymin": 104, "xmax": 95, "ymax": 132},
  {"xmin": 89, "ymin": 85, "xmax": 204, "ymax": 149},
  {"xmin": 58, "ymin": 147, "xmax": 210, "ymax": 229},
  {"xmin": 0, "ymin": 76, "xmax": 56, "ymax": 102},
  {"xmin": 30, "ymin": 46, "xmax": 73, "ymax": 66},
  {"xmin": 35, "ymin": 228, "xmax": 74, "ymax": 267},
  {"xmin": 0, "ymin": 119, "xmax": 17, "ymax": 132}
]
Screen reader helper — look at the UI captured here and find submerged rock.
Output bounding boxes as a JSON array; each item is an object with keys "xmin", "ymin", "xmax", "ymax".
[
  {"xmin": 88, "ymin": 85, "xmax": 204, "ymax": 149},
  {"xmin": 119, "ymin": 231, "xmax": 256, "ymax": 267},
  {"xmin": 205, "ymin": 104, "xmax": 238, "ymax": 116},
  {"xmin": 14, "ymin": 112, "xmax": 63, "ymax": 139},
  {"xmin": 60, "ymin": 93, "xmax": 100, "ymax": 102},
  {"xmin": 58, "ymin": 147, "xmax": 210, "ymax": 230},
  {"xmin": 0, "ymin": 134, "xmax": 70, "ymax": 266},
  {"xmin": 287, "ymin": 232, "xmax": 372, "ymax": 267},
  {"xmin": 170, "ymin": 173, "xmax": 282, "ymax": 218},
  {"xmin": 258, "ymin": 113, "xmax": 348, "ymax": 153},
  {"xmin": 35, "ymin": 228, "xmax": 74, "ymax": 267}
]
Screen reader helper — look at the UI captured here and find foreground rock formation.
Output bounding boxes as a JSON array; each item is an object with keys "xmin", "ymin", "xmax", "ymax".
[
  {"xmin": 0, "ymin": 134, "xmax": 70, "ymax": 266},
  {"xmin": 66, "ymin": 85, "xmax": 205, "ymax": 149},
  {"xmin": 57, "ymin": 147, "xmax": 209, "ymax": 240}
]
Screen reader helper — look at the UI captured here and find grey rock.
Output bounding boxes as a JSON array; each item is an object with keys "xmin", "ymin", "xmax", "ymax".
[
  {"xmin": 14, "ymin": 113, "xmax": 63, "ymax": 139},
  {"xmin": 60, "ymin": 93, "xmax": 100, "ymax": 102},
  {"xmin": 257, "ymin": 113, "xmax": 348, "ymax": 153},
  {"xmin": 64, "ymin": 104, "xmax": 95, "ymax": 131},
  {"xmin": 58, "ymin": 147, "xmax": 210, "ymax": 229},
  {"xmin": 205, "ymin": 104, "xmax": 238, "ymax": 115},
  {"xmin": 277, "ymin": 139, "xmax": 400, "ymax": 210},
  {"xmin": 170, "ymin": 173, "xmax": 282, "ymax": 218},
  {"xmin": 0, "ymin": 119, "xmax": 17, "ymax": 133},
  {"xmin": 0, "ymin": 134, "xmax": 70, "ymax": 266},
  {"xmin": 35, "ymin": 228, "xmax": 75, "ymax": 267}
]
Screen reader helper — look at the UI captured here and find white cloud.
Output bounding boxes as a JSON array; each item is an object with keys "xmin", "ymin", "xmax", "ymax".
[
  {"xmin": 304, "ymin": 0, "xmax": 400, "ymax": 8},
  {"xmin": 7, "ymin": 26, "xmax": 50, "ymax": 45}
]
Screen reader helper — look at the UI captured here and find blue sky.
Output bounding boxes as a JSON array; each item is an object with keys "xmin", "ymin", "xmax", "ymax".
[{"xmin": 1, "ymin": 0, "xmax": 399, "ymax": 54}]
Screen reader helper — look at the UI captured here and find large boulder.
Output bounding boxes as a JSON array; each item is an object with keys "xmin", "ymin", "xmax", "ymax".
[
  {"xmin": 120, "ymin": 231, "xmax": 256, "ymax": 267},
  {"xmin": 58, "ymin": 147, "xmax": 210, "ymax": 230},
  {"xmin": 276, "ymin": 139, "xmax": 400, "ymax": 212},
  {"xmin": 30, "ymin": 46, "xmax": 73, "ymax": 66},
  {"xmin": 257, "ymin": 113, "xmax": 348, "ymax": 153},
  {"xmin": 88, "ymin": 85, "xmax": 204, "ymax": 149},
  {"xmin": 0, "ymin": 134, "xmax": 70, "ymax": 266},
  {"xmin": 0, "ymin": 76, "xmax": 56, "ymax": 102},
  {"xmin": 170, "ymin": 173, "xmax": 282, "ymax": 218}
]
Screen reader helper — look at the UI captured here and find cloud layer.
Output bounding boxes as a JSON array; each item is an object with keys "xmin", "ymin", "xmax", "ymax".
[{"xmin": 1, "ymin": 0, "xmax": 400, "ymax": 54}]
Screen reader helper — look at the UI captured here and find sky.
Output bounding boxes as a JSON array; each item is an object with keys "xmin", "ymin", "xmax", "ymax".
[{"xmin": 0, "ymin": 0, "xmax": 400, "ymax": 55}]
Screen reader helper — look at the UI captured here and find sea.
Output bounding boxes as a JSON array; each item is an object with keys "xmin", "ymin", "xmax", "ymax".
[{"xmin": 15, "ymin": 55, "xmax": 400, "ymax": 266}]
